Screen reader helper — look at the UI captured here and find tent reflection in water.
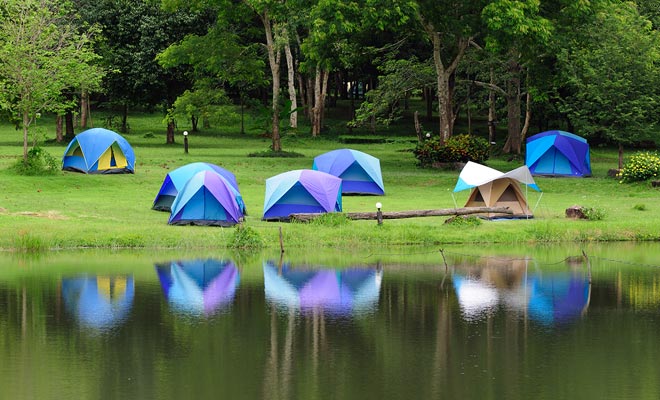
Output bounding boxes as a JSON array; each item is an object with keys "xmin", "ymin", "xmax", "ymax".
[
  {"xmin": 452, "ymin": 260, "xmax": 591, "ymax": 326},
  {"xmin": 453, "ymin": 161, "xmax": 541, "ymax": 219},
  {"xmin": 527, "ymin": 273, "xmax": 591, "ymax": 325},
  {"xmin": 263, "ymin": 262, "xmax": 382, "ymax": 316},
  {"xmin": 61, "ymin": 275, "xmax": 135, "ymax": 331},
  {"xmin": 156, "ymin": 259, "xmax": 240, "ymax": 316}
]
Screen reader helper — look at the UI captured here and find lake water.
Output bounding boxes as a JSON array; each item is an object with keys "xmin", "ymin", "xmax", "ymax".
[{"xmin": 1, "ymin": 243, "xmax": 660, "ymax": 400}]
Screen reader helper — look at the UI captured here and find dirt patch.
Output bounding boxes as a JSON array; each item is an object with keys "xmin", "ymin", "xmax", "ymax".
[{"xmin": 15, "ymin": 210, "xmax": 67, "ymax": 220}]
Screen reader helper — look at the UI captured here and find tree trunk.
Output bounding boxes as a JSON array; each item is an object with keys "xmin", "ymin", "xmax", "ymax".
[
  {"xmin": 502, "ymin": 58, "xmax": 522, "ymax": 154},
  {"xmin": 65, "ymin": 111, "xmax": 75, "ymax": 139},
  {"xmin": 55, "ymin": 115, "xmax": 64, "ymax": 143},
  {"xmin": 311, "ymin": 68, "xmax": 324, "ymax": 137},
  {"xmin": 284, "ymin": 37, "xmax": 297, "ymax": 129},
  {"xmin": 488, "ymin": 68, "xmax": 496, "ymax": 144},
  {"xmin": 418, "ymin": 15, "xmax": 469, "ymax": 143},
  {"xmin": 22, "ymin": 111, "xmax": 29, "ymax": 162},
  {"xmin": 618, "ymin": 143, "xmax": 624, "ymax": 170},
  {"xmin": 426, "ymin": 87, "xmax": 433, "ymax": 121},
  {"xmin": 80, "ymin": 90, "xmax": 89, "ymax": 129},
  {"xmin": 166, "ymin": 120, "xmax": 175, "ymax": 144},
  {"xmin": 262, "ymin": 11, "xmax": 281, "ymax": 151},
  {"xmin": 191, "ymin": 116, "xmax": 199, "ymax": 132},
  {"xmin": 121, "ymin": 102, "xmax": 129, "ymax": 133}
]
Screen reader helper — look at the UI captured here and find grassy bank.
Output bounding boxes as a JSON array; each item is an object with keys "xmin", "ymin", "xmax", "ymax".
[{"xmin": 0, "ymin": 112, "xmax": 658, "ymax": 252}]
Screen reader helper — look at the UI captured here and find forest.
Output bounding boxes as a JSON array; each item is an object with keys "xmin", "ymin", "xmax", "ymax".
[{"xmin": 1, "ymin": 0, "xmax": 659, "ymax": 162}]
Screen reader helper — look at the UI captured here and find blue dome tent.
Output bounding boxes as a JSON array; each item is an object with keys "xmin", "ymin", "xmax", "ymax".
[
  {"xmin": 168, "ymin": 170, "xmax": 245, "ymax": 226},
  {"xmin": 525, "ymin": 130, "xmax": 591, "ymax": 177},
  {"xmin": 153, "ymin": 162, "xmax": 240, "ymax": 212},
  {"xmin": 312, "ymin": 149, "xmax": 385, "ymax": 195},
  {"xmin": 263, "ymin": 170, "xmax": 342, "ymax": 221},
  {"xmin": 62, "ymin": 128, "xmax": 135, "ymax": 174}
]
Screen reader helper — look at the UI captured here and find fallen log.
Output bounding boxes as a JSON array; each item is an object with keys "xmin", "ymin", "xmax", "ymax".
[{"xmin": 289, "ymin": 206, "xmax": 512, "ymax": 222}]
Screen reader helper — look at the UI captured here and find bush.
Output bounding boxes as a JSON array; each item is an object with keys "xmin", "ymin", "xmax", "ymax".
[
  {"xmin": 413, "ymin": 134, "xmax": 489, "ymax": 167},
  {"xmin": 582, "ymin": 207, "xmax": 606, "ymax": 221},
  {"xmin": 12, "ymin": 146, "xmax": 59, "ymax": 175},
  {"xmin": 617, "ymin": 151, "xmax": 660, "ymax": 183},
  {"xmin": 229, "ymin": 225, "xmax": 264, "ymax": 250}
]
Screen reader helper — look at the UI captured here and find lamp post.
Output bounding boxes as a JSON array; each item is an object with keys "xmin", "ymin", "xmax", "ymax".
[
  {"xmin": 376, "ymin": 202, "xmax": 383, "ymax": 225},
  {"xmin": 183, "ymin": 131, "xmax": 189, "ymax": 154}
]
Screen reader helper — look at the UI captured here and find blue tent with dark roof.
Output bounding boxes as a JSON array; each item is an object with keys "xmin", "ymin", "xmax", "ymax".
[
  {"xmin": 525, "ymin": 130, "xmax": 591, "ymax": 177},
  {"xmin": 312, "ymin": 149, "xmax": 385, "ymax": 195}
]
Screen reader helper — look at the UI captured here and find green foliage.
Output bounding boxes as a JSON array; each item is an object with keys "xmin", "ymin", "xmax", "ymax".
[
  {"xmin": 310, "ymin": 213, "xmax": 350, "ymax": 227},
  {"xmin": 229, "ymin": 225, "xmax": 264, "ymax": 250},
  {"xmin": 444, "ymin": 216, "xmax": 482, "ymax": 227},
  {"xmin": 12, "ymin": 146, "xmax": 58, "ymax": 176},
  {"xmin": 617, "ymin": 151, "xmax": 660, "ymax": 183},
  {"xmin": 581, "ymin": 207, "xmax": 606, "ymax": 221},
  {"xmin": 554, "ymin": 2, "xmax": 660, "ymax": 144},
  {"xmin": 633, "ymin": 204, "xmax": 647, "ymax": 211},
  {"xmin": 413, "ymin": 134, "xmax": 490, "ymax": 167}
]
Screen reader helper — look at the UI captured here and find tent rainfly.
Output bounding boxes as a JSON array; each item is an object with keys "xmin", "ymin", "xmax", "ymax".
[
  {"xmin": 453, "ymin": 161, "xmax": 541, "ymax": 219},
  {"xmin": 312, "ymin": 149, "xmax": 385, "ymax": 195},
  {"xmin": 168, "ymin": 170, "xmax": 245, "ymax": 226},
  {"xmin": 62, "ymin": 128, "xmax": 135, "ymax": 174},
  {"xmin": 263, "ymin": 169, "xmax": 342, "ymax": 221},
  {"xmin": 153, "ymin": 162, "xmax": 241, "ymax": 212},
  {"xmin": 526, "ymin": 130, "xmax": 591, "ymax": 177}
]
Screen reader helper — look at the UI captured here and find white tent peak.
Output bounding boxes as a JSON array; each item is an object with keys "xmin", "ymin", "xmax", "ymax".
[{"xmin": 453, "ymin": 161, "xmax": 541, "ymax": 193}]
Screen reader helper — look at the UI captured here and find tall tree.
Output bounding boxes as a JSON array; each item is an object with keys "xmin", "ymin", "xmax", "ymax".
[
  {"xmin": 553, "ymin": 1, "xmax": 660, "ymax": 168},
  {"xmin": 481, "ymin": 0, "xmax": 552, "ymax": 154},
  {"xmin": 413, "ymin": 0, "xmax": 485, "ymax": 143},
  {"xmin": 79, "ymin": 0, "xmax": 211, "ymax": 134},
  {"xmin": 0, "ymin": 0, "xmax": 103, "ymax": 162}
]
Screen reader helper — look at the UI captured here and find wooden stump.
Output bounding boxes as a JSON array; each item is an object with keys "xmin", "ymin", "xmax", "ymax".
[
  {"xmin": 566, "ymin": 205, "xmax": 587, "ymax": 219},
  {"xmin": 607, "ymin": 169, "xmax": 620, "ymax": 178},
  {"xmin": 652, "ymin": 181, "xmax": 660, "ymax": 187}
]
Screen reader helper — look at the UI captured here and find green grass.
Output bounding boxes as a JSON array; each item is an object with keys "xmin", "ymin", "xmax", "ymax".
[{"xmin": 1, "ymin": 109, "xmax": 658, "ymax": 252}]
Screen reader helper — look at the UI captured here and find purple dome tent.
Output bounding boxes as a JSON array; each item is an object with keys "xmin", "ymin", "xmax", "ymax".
[
  {"xmin": 262, "ymin": 169, "xmax": 342, "ymax": 221},
  {"xmin": 168, "ymin": 170, "xmax": 244, "ymax": 226},
  {"xmin": 153, "ymin": 162, "xmax": 240, "ymax": 211},
  {"xmin": 312, "ymin": 149, "xmax": 385, "ymax": 195}
]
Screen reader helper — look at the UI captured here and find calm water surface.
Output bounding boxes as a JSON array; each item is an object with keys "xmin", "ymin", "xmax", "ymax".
[{"xmin": 1, "ymin": 244, "xmax": 660, "ymax": 400}]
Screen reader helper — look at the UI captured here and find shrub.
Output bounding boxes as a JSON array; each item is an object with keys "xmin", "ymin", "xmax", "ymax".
[
  {"xmin": 12, "ymin": 146, "xmax": 59, "ymax": 176},
  {"xmin": 581, "ymin": 207, "xmax": 606, "ymax": 221},
  {"xmin": 229, "ymin": 225, "xmax": 264, "ymax": 250},
  {"xmin": 413, "ymin": 134, "xmax": 489, "ymax": 167},
  {"xmin": 617, "ymin": 151, "xmax": 660, "ymax": 183}
]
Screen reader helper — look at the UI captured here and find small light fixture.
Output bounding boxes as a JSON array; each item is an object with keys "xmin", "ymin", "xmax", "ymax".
[
  {"xmin": 183, "ymin": 131, "xmax": 189, "ymax": 153},
  {"xmin": 425, "ymin": 133, "xmax": 431, "ymax": 138}
]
